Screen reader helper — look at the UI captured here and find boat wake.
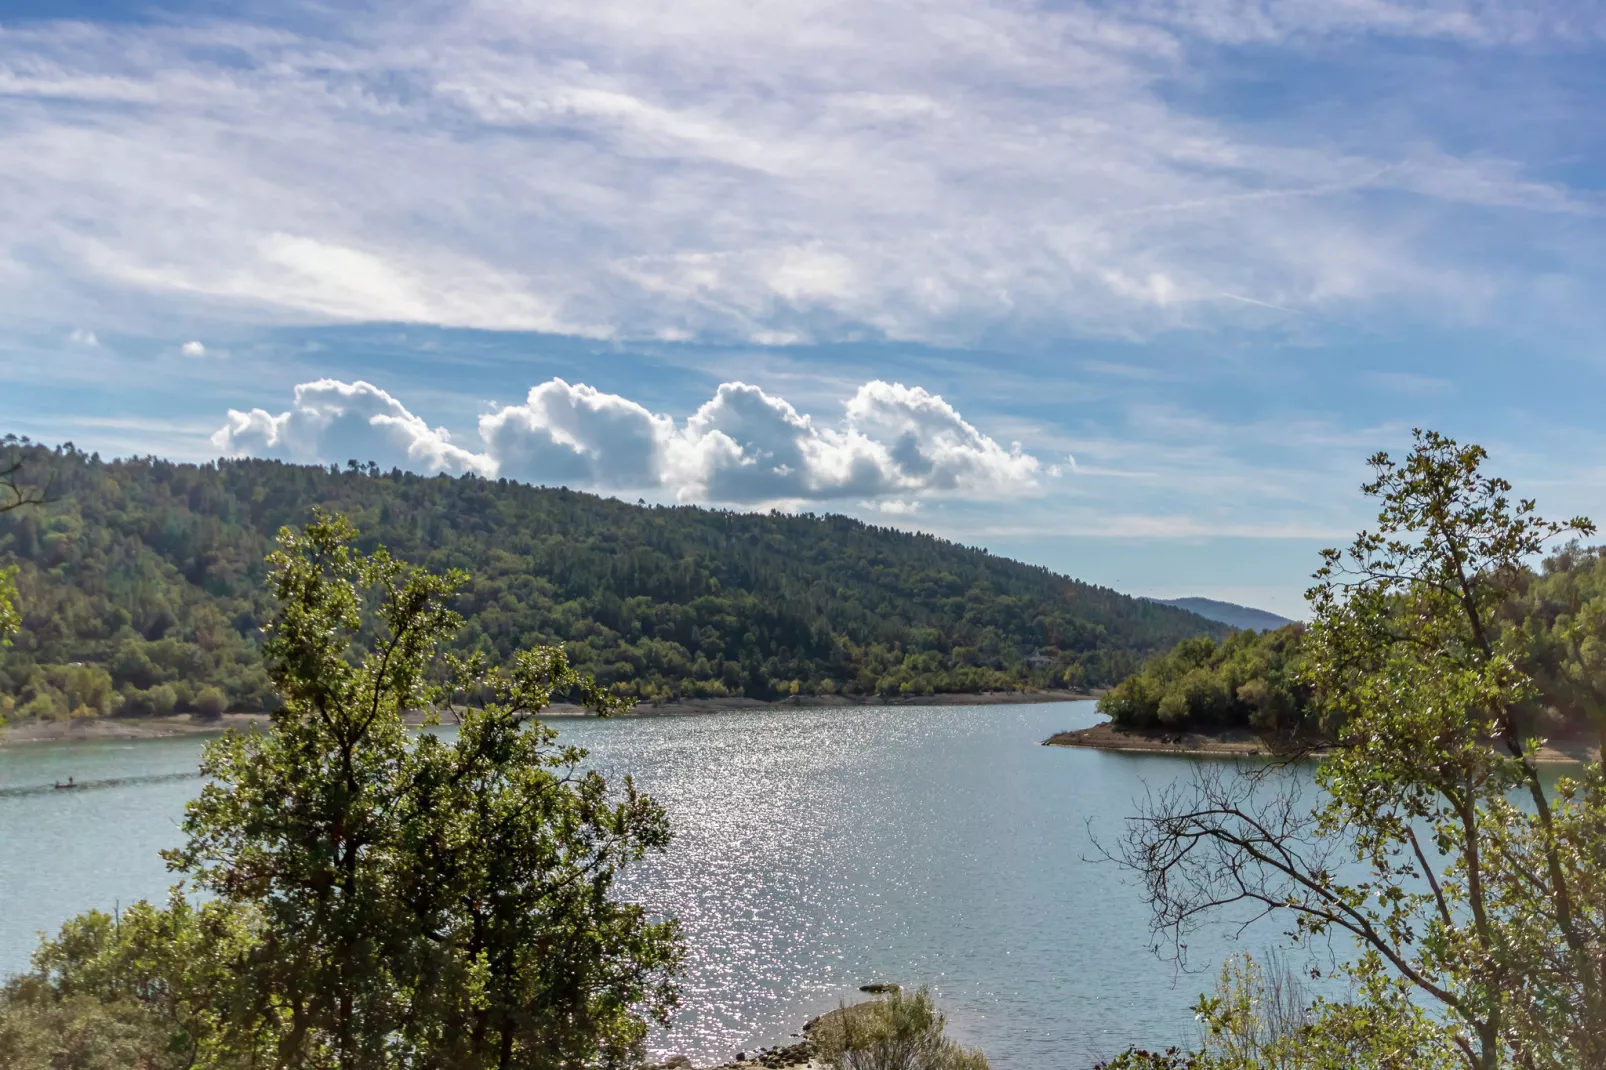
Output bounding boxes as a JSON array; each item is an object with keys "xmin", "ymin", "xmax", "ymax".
[{"xmin": 0, "ymin": 770, "xmax": 202, "ymax": 799}]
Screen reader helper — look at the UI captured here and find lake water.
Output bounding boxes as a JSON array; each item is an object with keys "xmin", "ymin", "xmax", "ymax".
[{"xmin": 0, "ymin": 701, "xmax": 1279, "ymax": 1068}]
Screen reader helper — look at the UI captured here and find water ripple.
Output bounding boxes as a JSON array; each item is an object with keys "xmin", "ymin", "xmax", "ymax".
[{"xmin": 3, "ymin": 702, "xmax": 1276, "ymax": 1069}]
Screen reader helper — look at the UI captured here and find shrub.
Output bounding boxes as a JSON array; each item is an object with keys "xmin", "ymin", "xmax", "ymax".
[
  {"xmin": 0, "ymin": 983, "xmax": 176, "ymax": 1070},
  {"xmin": 193, "ymin": 686, "xmax": 228, "ymax": 719},
  {"xmin": 1094, "ymin": 1049, "xmax": 1213, "ymax": 1070},
  {"xmin": 116, "ymin": 685, "xmax": 176, "ymax": 718},
  {"xmin": 811, "ymin": 986, "xmax": 989, "ymax": 1070}
]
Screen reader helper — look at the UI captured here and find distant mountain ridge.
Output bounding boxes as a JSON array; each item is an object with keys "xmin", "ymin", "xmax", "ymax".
[{"xmin": 1147, "ymin": 597, "xmax": 1294, "ymax": 632}]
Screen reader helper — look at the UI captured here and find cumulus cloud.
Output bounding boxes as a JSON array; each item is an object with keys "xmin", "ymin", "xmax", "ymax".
[
  {"xmin": 669, "ymin": 382, "xmax": 886, "ymax": 500},
  {"xmin": 480, "ymin": 379, "xmax": 672, "ymax": 488},
  {"xmin": 212, "ymin": 379, "xmax": 491, "ymax": 476},
  {"xmin": 180, "ymin": 340, "xmax": 207, "ymax": 357},
  {"xmin": 844, "ymin": 381, "xmax": 1037, "ymax": 493},
  {"xmin": 216, "ymin": 377, "xmax": 1043, "ymax": 503}
]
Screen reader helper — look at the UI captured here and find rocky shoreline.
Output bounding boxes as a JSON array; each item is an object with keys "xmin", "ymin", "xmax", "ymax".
[
  {"xmin": 0, "ymin": 691, "xmax": 1094, "ymax": 747},
  {"xmin": 1042, "ymin": 719, "xmax": 1290, "ymax": 757},
  {"xmin": 1044, "ymin": 719, "xmax": 1602, "ymax": 764},
  {"xmin": 653, "ymin": 998, "xmax": 890, "ymax": 1070}
]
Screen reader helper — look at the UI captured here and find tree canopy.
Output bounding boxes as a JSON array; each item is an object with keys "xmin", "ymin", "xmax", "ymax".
[
  {"xmin": 0, "ymin": 440, "xmax": 1224, "ymax": 721},
  {"xmin": 1115, "ymin": 430, "xmax": 1606, "ymax": 1069},
  {"xmin": 1099, "ymin": 539, "xmax": 1606, "ymax": 745},
  {"xmin": 2, "ymin": 513, "xmax": 683, "ymax": 1069},
  {"xmin": 1096, "ymin": 625, "xmax": 1311, "ymax": 734}
]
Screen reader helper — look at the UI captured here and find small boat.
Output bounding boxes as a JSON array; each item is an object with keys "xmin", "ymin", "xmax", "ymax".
[{"xmin": 54, "ymin": 776, "xmax": 77, "ymax": 790}]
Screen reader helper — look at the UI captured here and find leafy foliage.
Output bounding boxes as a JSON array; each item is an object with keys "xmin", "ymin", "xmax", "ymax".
[
  {"xmin": 0, "ymin": 442, "xmax": 1223, "ymax": 721},
  {"xmin": 1093, "ymin": 952, "xmax": 1460, "ymax": 1070},
  {"xmin": 1499, "ymin": 543, "xmax": 1606, "ymax": 750},
  {"xmin": 4, "ymin": 514, "xmax": 684, "ymax": 1069},
  {"xmin": 0, "ymin": 565, "xmax": 17, "ymax": 650},
  {"xmin": 1097, "ymin": 626, "xmax": 1310, "ymax": 732},
  {"xmin": 1103, "ymin": 538, "xmax": 1606, "ymax": 743},
  {"xmin": 0, "ymin": 443, "xmax": 48, "ymax": 725},
  {"xmin": 0, "ymin": 895, "xmax": 252, "ymax": 1069},
  {"xmin": 811, "ymin": 987, "xmax": 989, "ymax": 1070},
  {"xmin": 1116, "ymin": 430, "xmax": 1606, "ymax": 1070}
]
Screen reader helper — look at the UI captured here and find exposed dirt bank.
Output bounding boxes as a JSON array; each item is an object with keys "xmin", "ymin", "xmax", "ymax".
[
  {"xmin": 0, "ymin": 712, "xmax": 270, "ymax": 745},
  {"xmin": 1, "ymin": 691, "xmax": 1094, "ymax": 746},
  {"xmin": 1044, "ymin": 719, "xmax": 1601, "ymax": 765},
  {"xmin": 557, "ymin": 689, "xmax": 1093, "ymax": 718}
]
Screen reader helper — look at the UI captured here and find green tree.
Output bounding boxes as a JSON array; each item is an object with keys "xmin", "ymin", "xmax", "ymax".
[
  {"xmin": 1500, "ymin": 544, "xmax": 1606, "ymax": 753},
  {"xmin": 1097, "ymin": 626, "xmax": 1310, "ymax": 735},
  {"xmin": 0, "ymin": 447, "xmax": 48, "ymax": 727},
  {"xmin": 0, "ymin": 565, "xmax": 17, "ymax": 651},
  {"xmin": 0, "ymin": 448, "xmax": 48, "ymax": 647},
  {"xmin": 162, "ymin": 512, "xmax": 682, "ymax": 1068},
  {"xmin": 0, "ymin": 892, "xmax": 260, "ymax": 1070},
  {"xmin": 1117, "ymin": 430, "xmax": 1606, "ymax": 1069}
]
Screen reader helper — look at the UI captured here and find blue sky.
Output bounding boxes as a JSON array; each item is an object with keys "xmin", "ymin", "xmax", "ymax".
[{"xmin": 3, "ymin": 0, "xmax": 1606, "ymax": 618}]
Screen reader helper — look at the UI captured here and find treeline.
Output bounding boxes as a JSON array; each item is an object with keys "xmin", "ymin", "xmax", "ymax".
[
  {"xmin": 0, "ymin": 440, "xmax": 1224, "ymax": 721},
  {"xmin": 1097, "ymin": 625, "xmax": 1311, "ymax": 733},
  {"xmin": 1099, "ymin": 543, "xmax": 1606, "ymax": 742}
]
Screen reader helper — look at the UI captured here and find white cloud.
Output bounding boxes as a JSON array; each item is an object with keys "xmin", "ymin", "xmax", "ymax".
[
  {"xmin": 211, "ymin": 379, "xmax": 492, "ymax": 476},
  {"xmin": 843, "ymin": 381, "xmax": 1039, "ymax": 493},
  {"xmin": 180, "ymin": 340, "xmax": 207, "ymax": 357},
  {"xmin": 68, "ymin": 328, "xmax": 97, "ymax": 346},
  {"xmin": 0, "ymin": 1, "xmax": 1597, "ymax": 344},
  {"xmin": 479, "ymin": 379, "xmax": 672, "ymax": 488},
  {"xmin": 218, "ymin": 376, "xmax": 1043, "ymax": 503}
]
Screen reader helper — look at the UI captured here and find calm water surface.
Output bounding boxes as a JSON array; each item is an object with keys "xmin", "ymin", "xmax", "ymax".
[{"xmin": 0, "ymin": 701, "xmax": 1274, "ymax": 1068}]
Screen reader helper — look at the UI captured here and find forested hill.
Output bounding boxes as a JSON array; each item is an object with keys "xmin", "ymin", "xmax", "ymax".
[{"xmin": 0, "ymin": 443, "xmax": 1226, "ymax": 719}]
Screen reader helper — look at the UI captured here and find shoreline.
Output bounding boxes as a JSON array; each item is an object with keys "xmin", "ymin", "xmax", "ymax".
[
  {"xmin": 1042, "ymin": 719, "xmax": 1287, "ymax": 757},
  {"xmin": 1044, "ymin": 719, "xmax": 1602, "ymax": 765},
  {"xmin": 0, "ymin": 690, "xmax": 1094, "ymax": 747},
  {"xmin": 665, "ymin": 999, "xmax": 882, "ymax": 1070},
  {"xmin": 592, "ymin": 688, "xmax": 1094, "ymax": 718}
]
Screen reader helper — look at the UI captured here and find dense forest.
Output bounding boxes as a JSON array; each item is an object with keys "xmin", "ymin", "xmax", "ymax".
[
  {"xmin": 0, "ymin": 440, "xmax": 1226, "ymax": 721},
  {"xmin": 1100, "ymin": 542, "xmax": 1606, "ymax": 744}
]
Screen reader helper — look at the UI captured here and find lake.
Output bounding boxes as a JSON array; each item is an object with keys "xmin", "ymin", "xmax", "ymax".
[{"xmin": 0, "ymin": 701, "xmax": 1277, "ymax": 1068}]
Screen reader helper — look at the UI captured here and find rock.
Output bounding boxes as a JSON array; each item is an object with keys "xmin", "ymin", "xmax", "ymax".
[
  {"xmin": 661, "ymin": 1057, "xmax": 693, "ymax": 1069},
  {"xmin": 859, "ymin": 982, "xmax": 901, "ymax": 994},
  {"xmin": 753, "ymin": 1040, "xmax": 816, "ymax": 1068}
]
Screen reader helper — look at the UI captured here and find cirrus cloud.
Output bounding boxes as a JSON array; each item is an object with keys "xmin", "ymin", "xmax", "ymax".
[
  {"xmin": 0, "ymin": 0, "xmax": 1600, "ymax": 346},
  {"xmin": 214, "ymin": 376, "xmax": 1043, "ymax": 504}
]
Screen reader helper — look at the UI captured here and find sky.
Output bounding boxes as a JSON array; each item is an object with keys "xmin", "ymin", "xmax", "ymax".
[{"xmin": 3, "ymin": 1, "xmax": 1606, "ymax": 618}]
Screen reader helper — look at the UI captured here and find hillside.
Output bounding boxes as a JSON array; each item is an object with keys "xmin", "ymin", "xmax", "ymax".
[
  {"xmin": 1149, "ymin": 597, "xmax": 1293, "ymax": 632},
  {"xmin": 1099, "ymin": 545, "xmax": 1606, "ymax": 745},
  {"xmin": 0, "ymin": 443, "xmax": 1226, "ymax": 720}
]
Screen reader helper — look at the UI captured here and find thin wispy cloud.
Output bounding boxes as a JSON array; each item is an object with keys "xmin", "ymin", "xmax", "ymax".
[{"xmin": 0, "ymin": 0, "xmax": 1596, "ymax": 346}]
